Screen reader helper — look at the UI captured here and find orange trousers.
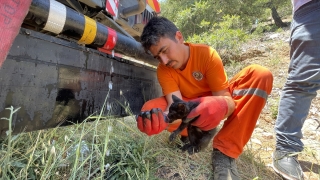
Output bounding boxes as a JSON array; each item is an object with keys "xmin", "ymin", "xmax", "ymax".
[{"xmin": 140, "ymin": 64, "xmax": 273, "ymax": 158}]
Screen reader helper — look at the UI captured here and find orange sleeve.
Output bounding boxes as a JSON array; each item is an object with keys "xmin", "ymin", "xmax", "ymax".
[
  {"xmin": 157, "ymin": 64, "xmax": 179, "ymax": 95},
  {"xmin": 204, "ymin": 48, "xmax": 229, "ymax": 92}
]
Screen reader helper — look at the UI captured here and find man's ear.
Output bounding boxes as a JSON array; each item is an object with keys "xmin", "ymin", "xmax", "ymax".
[{"xmin": 175, "ymin": 31, "xmax": 184, "ymax": 43}]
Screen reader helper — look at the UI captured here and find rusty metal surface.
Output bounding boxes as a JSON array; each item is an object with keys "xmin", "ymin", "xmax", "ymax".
[{"xmin": 0, "ymin": 28, "xmax": 161, "ymax": 136}]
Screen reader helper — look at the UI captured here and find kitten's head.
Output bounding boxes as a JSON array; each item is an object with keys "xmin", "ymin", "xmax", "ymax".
[{"xmin": 167, "ymin": 95, "xmax": 190, "ymax": 123}]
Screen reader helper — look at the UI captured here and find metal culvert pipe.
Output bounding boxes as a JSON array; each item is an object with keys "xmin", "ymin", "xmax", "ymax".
[{"xmin": 26, "ymin": 0, "xmax": 156, "ymax": 66}]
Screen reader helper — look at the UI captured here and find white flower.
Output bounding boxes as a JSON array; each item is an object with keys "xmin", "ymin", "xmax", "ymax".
[
  {"xmin": 50, "ymin": 146, "xmax": 56, "ymax": 157},
  {"xmin": 64, "ymin": 135, "xmax": 69, "ymax": 142},
  {"xmin": 108, "ymin": 126, "xmax": 112, "ymax": 132}
]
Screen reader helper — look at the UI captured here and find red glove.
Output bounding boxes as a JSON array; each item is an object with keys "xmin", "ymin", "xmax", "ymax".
[
  {"xmin": 136, "ymin": 108, "xmax": 168, "ymax": 136},
  {"xmin": 187, "ymin": 96, "xmax": 229, "ymax": 131}
]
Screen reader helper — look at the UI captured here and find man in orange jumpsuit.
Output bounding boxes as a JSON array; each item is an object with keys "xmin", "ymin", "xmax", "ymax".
[{"xmin": 136, "ymin": 16, "xmax": 273, "ymax": 179}]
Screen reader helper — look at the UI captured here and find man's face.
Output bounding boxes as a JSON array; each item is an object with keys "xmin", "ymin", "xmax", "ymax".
[{"xmin": 149, "ymin": 32, "xmax": 187, "ymax": 69}]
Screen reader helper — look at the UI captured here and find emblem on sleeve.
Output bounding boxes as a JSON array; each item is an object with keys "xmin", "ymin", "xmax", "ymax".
[{"xmin": 192, "ymin": 71, "xmax": 203, "ymax": 81}]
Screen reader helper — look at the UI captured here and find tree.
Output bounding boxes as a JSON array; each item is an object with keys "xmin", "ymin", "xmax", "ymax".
[
  {"xmin": 159, "ymin": 0, "xmax": 291, "ymax": 38},
  {"xmin": 266, "ymin": 0, "xmax": 288, "ymax": 27}
]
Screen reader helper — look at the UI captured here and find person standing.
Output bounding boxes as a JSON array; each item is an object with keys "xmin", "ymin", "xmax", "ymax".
[{"xmin": 272, "ymin": 0, "xmax": 320, "ymax": 179}]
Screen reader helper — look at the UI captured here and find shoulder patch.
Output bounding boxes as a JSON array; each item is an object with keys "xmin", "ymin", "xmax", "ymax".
[{"xmin": 192, "ymin": 71, "xmax": 203, "ymax": 81}]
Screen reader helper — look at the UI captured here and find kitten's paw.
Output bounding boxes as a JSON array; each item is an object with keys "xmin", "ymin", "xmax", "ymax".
[
  {"xmin": 180, "ymin": 136, "xmax": 189, "ymax": 144},
  {"xmin": 187, "ymin": 146, "xmax": 200, "ymax": 155},
  {"xmin": 169, "ymin": 133, "xmax": 177, "ymax": 142},
  {"xmin": 181, "ymin": 143, "xmax": 191, "ymax": 151}
]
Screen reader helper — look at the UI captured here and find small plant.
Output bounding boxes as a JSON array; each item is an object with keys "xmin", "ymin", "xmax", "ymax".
[
  {"xmin": 187, "ymin": 15, "xmax": 248, "ymax": 65},
  {"xmin": 0, "ymin": 106, "xmax": 21, "ymax": 179}
]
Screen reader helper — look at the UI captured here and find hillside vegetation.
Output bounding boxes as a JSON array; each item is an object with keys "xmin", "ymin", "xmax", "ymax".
[{"xmin": 160, "ymin": 0, "xmax": 291, "ymax": 65}]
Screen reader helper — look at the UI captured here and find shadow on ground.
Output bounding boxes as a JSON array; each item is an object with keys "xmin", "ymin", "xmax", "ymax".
[{"xmin": 299, "ymin": 160, "xmax": 320, "ymax": 174}]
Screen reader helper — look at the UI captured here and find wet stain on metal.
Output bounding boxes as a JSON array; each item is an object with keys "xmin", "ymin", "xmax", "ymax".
[
  {"xmin": 0, "ymin": 28, "xmax": 161, "ymax": 135},
  {"xmin": 45, "ymin": 83, "xmax": 56, "ymax": 97}
]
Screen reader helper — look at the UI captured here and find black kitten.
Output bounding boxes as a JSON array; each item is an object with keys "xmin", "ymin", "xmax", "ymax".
[{"xmin": 167, "ymin": 95, "xmax": 217, "ymax": 155}]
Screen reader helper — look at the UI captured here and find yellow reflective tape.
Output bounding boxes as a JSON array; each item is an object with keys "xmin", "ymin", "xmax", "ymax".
[{"xmin": 78, "ymin": 16, "xmax": 97, "ymax": 44}]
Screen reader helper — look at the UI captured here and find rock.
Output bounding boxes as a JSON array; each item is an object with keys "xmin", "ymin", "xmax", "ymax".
[
  {"xmin": 189, "ymin": 164, "xmax": 196, "ymax": 170},
  {"xmin": 302, "ymin": 118, "xmax": 320, "ymax": 132},
  {"xmin": 254, "ymin": 128, "xmax": 264, "ymax": 133},
  {"xmin": 309, "ymin": 107, "xmax": 318, "ymax": 114},
  {"xmin": 262, "ymin": 132, "xmax": 274, "ymax": 139},
  {"xmin": 266, "ymin": 147, "xmax": 273, "ymax": 151},
  {"xmin": 269, "ymin": 33, "xmax": 280, "ymax": 39},
  {"xmin": 250, "ymin": 138, "xmax": 262, "ymax": 145},
  {"xmin": 256, "ymin": 120, "xmax": 260, "ymax": 127}
]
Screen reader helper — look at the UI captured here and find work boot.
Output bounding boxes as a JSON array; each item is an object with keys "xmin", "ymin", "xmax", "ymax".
[
  {"xmin": 212, "ymin": 148, "xmax": 240, "ymax": 180},
  {"xmin": 272, "ymin": 150, "xmax": 304, "ymax": 180}
]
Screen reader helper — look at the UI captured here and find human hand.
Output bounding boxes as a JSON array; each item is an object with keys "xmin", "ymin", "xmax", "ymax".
[
  {"xmin": 187, "ymin": 96, "xmax": 228, "ymax": 131},
  {"xmin": 136, "ymin": 108, "xmax": 168, "ymax": 136}
]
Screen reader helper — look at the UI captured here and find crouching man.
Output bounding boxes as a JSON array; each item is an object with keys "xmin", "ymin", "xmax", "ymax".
[{"xmin": 136, "ymin": 16, "xmax": 273, "ymax": 179}]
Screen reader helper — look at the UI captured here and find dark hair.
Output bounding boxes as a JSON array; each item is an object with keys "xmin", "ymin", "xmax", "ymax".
[{"xmin": 140, "ymin": 16, "xmax": 179, "ymax": 52}]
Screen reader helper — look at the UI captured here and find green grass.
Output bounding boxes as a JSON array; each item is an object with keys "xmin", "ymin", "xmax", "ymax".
[
  {"xmin": 0, "ymin": 106, "xmax": 157, "ymax": 179},
  {"xmin": 1, "ymin": 92, "xmax": 318, "ymax": 179},
  {"xmin": 0, "ymin": 103, "xmax": 282, "ymax": 180}
]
